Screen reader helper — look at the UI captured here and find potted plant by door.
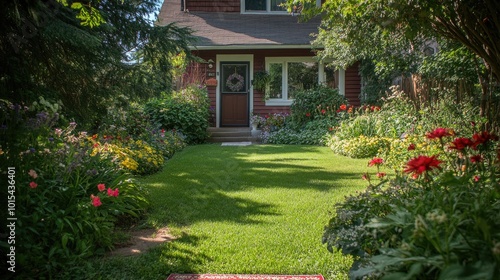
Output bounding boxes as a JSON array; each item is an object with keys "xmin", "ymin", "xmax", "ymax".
[{"xmin": 250, "ymin": 113, "xmax": 265, "ymax": 133}]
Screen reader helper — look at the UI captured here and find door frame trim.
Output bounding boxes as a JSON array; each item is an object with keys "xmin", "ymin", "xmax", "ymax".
[{"xmin": 215, "ymin": 54, "xmax": 254, "ymax": 128}]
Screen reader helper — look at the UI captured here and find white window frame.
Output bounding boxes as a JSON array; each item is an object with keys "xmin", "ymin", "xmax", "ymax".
[
  {"xmin": 265, "ymin": 57, "xmax": 345, "ymax": 106},
  {"xmin": 240, "ymin": 0, "xmax": 288, "ymax": 14}
]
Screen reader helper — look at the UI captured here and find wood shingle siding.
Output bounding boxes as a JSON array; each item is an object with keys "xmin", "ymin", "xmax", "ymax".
[
  {"xmin": 186, "ymin": 0, "xmax": 240, "ymax": 12},
  {"xmin": 345, "ymin": 62, "xmax": 361, "ymax": 107}
]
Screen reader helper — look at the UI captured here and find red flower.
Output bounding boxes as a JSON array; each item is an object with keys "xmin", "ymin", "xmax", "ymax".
[
  {"xmin": 91, "ymin": 195, "xmax": 102, "ymax": 207},
  {"xmin": 470, "ymin": 155, "xmax": 482, "ymax": 163},
  {"xmin": 372, "ymin": 106, "xmax": 380, "ymax": 112},
  {"xmin": 339, "ymin": 104, "xmax": 347, "ymax": 111},
  {"xmin": 361, "ymin": 173, "xmax": 370, "ymax": 181},
  {"xmin": 471, "ymin": 131, "xmax": 499, "ymax": 149},
  {"xmin": 92, "ymin": 134, "xmax": 98, "ymax": 140},
  {"xmin": 97, "ymin": 183, "xmax": 106, "ymax": 192},
  {"xmin": 449, "ymin": 137, "xmax": 473, "ymax": 151},
  {"xmin": 93, "ymin": 143, "xmax": 99, "ymax": 148},
  {"xmin": 426, "ymin": 128, "xmax": 454, "ymax": 140},
  {"xmin": 407, "ymin": 143, "xmax": 416, "ymax": 151},
  {"xmin": 376, "ymin": 172, "xmax": 386, "ymax": 178},
  {"xmin": 404, "ymin": 155, "xmax": 442, "ymax": 178},
  {"xmin": 107, "ymin": 188, "xmax": 119, "ymax": 197},
  {"xmin": 321, "ymin": 109, "xmax": 326, "ymax": 114},
  {"xmin": 473, "ymin": 175, "xmax": 480, "ymax": 182},
  {"xmin": 368, "ymin": 157, "xmax": 384, "ymax": 167},
  {"xmin": 29, "ymin": 181, "xmax": 38, "ymax": 189},
  {"xmin": 305, "ymin": 112, "xmax": 311, "ymax": 117}
]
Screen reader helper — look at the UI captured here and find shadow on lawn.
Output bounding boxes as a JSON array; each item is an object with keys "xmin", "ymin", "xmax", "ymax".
[{"xmin": 142, "ymin": 144, "xmax": 368, "ymax": 228}]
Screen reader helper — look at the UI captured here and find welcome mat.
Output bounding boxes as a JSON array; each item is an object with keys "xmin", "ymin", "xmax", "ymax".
[
  {"xmin": 221, "ymin": 142, "xmax": 253, "ymax": 146},
  {"xmin": 166, "ymin": 274, "xmax": 324, "ymax": 280}
]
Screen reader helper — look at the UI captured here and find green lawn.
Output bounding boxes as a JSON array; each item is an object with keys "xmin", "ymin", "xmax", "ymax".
[{"xmin": 70, "ymin": 144, "xmax": 373, "ymax": 279}]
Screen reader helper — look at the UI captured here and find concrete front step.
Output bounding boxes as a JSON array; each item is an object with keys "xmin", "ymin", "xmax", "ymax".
[{"xmin": 207, "ymin": 127, "xmax": 261, "ymax": 143}]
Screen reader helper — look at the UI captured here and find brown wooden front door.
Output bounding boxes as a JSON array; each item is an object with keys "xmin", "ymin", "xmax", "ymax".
[{"xmin": 220, "ymin": 62, "xmax": 250, "ymax": 127}]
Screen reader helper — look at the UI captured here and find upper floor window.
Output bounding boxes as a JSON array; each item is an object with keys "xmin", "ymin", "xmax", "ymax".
[{"xmin": 242, "ymin": 0, "xmax": 287, "ymax": 13}]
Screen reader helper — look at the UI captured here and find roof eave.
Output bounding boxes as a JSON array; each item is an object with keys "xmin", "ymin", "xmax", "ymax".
[{"xmin": 190, "ymin": 44, "xmax": 322, "ymax": 50}]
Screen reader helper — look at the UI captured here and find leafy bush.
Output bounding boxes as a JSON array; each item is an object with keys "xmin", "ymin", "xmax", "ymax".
[
  {"xmin": 323, "ymin": 127, "xmax": 500, "ymax": 279},
  {"xmin": 144, "ymin": 85, "xmax": 210, "ymax": 144},
  {"xmin": 329, "ymin": 135, "xmax": 392, "ymax": 158},
  {"xmin": 289, "ymin": 86, "xmax": 347, "ymax": 128},
  {"xmin": 0, "ymin": 121, "xmax": 149, "ymax": 277}
]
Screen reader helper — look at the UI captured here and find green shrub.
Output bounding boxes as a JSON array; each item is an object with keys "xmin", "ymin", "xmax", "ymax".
[
  {"xmin": 0, "ymin": 120, "xmax": 148, "ymax": 277},
  {"xmin": 323, "ymin": 127, "xmax": 500, "ymax": 279},
  {"xmin": 144, "ymin": 85, "xmax": 210, "ymax": 144},
  {"xmin": 289, "ymin": 86, "xmax": 347, "ymax": 128},
  {"xmin": 329, "ymin": 135, "xmax": 392, "ymax": 158}
]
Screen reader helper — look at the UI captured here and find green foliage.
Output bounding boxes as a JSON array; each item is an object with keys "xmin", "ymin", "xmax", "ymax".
[
  {"xmin": 323, "ymin": 127, "xmax": 500, "ymax": 279},
  {"xmin": 289, "ymin": 86, "xmax": 347, "ymax": 128},
  {"xmin": 0, "ymin": 120, "xmax": 149, "ymax": 277},
  {"xmin": 252, "ymin": 71, "xmax": 270, "ymax": 92},
  {"xmin": 329, "ymin": 135, "xmax": 392, "ymax": 159},
  {"xmin": 0, "ymin": 0, "xmax": 193, "ymax": 127},
  {"xmin": 264, "ymin": 127, "xmax": 330, "ymax": 145},
  {"xmin": 144, "ymin": 85, "xmax": 210, "ymax": 144}
]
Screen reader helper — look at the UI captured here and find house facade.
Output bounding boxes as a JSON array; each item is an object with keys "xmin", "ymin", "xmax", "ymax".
[{"xmin": 158, "ymin": 0, "xmax": 361, "ymax": 128}]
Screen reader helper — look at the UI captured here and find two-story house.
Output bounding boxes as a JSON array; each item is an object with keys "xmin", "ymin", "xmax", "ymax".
[{"xmin": 158, "ymin": 0, "xmax": 361, "ymax": 128}]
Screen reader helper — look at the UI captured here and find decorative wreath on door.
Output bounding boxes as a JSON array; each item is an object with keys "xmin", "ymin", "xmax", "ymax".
[{"xmin": 226, "ymin": 72, "xmax": 245, "ymax": 92}]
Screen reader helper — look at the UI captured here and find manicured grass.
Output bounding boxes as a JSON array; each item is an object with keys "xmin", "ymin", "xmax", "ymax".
[{"xmin": 68, "ymin": 144, "xmax": 376, "ymax": 280}]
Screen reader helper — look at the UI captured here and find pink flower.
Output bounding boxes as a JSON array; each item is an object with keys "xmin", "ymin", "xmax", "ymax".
[
  {"xmin": 321, "ymin": 109, "xmax": 326, "ymax": 114},
  {"xmin": 361, "ymin": 173, "xmax": 370, "ymax": 181},
  {"xmin": 376, "ymin": 172, "xmax": 386, "ymax": 178},
  {"xmin": 29, "ymin": 181, "xmax": 38, "ymax": 189},
  {"xmin": 368, "ymin": 157, "xmax": 384, "ymax": 167},
  {"xmin": 97, "ymin": 183, "xmax": 106, "ymax": 192},
  {"xmin": 91, "ymin": 195, "xmax": 102, "ymax": 207},
  {"xmin": 107, "ymin": 188, "xmax": 119, "ymax": 197},
  {"xmin": 473, "ymin": 175, "xmax": 480, "ymax": 182},
  {"xmin": 28, "ymin": 169, "xmax": 38, "ymax": 179}
]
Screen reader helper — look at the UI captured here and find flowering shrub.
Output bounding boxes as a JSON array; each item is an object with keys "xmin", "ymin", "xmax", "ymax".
[
  {"xmin": 378, "ymin": 134, "xmax": 442, "ymax": 171},
  {"xmin": 329, "ymin": 135, "xmax": 392, "ymax": 158},
  {"xmin": 250, "ymin": 113, "xmax": 266, "ymax": 128},
  {"xmin": 289, "ymin": 86, "xmax": 347, "ymax": 128},
  {"xmin": 323, "ymin": 127, "xmax": 500, "ymax": 279},
  {"xmin": 0, "ymin": 121, "xmax": 149, "ymax": 277},
  {"xmin": 262, "ymin": 112, "xmax": 289, "ymax": 131}
]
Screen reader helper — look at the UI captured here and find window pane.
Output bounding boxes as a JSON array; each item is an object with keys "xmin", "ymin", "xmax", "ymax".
[
  {"xmin": 268, "ymin": 63, "xmax": 283, "ymax": 99},
  {"xmin": 245, "ymin": 0, "xmax": 265, "ymax": 11},
  {"xmin": 271, "ymin": 0, "xmax": 287, "ymax": 11},
  {"xmin": 287, "ymin": 62, "xmax": 317, "ymax": 99}
]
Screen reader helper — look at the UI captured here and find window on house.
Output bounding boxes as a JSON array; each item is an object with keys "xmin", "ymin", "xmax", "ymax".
[
  {"xmin": 265, "ymin": 57, "xmax": 342, "ymax": 105},
  {"xmin": 244, "ymin": 0, "xmax": 287, "ymax": 12}
]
